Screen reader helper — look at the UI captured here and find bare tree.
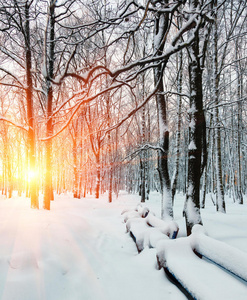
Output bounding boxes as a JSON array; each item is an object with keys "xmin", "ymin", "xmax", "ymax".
[
  {"xmin": 0, "ymin": 0, "xmax": 39, "ymax": 208},
  {"xmin": 183, "ymin": 0, "xmax": 210, "ymax": 235}
]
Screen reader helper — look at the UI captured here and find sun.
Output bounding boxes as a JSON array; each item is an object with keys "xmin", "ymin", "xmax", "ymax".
[{"xmin": 27, "ymin": 170, "xmax": 37, "ymax": 182}]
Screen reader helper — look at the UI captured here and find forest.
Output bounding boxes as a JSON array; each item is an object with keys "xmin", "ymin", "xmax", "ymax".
[{"xmin": 0, "ymin": 0, "xmax": 246, "ymax": 236}]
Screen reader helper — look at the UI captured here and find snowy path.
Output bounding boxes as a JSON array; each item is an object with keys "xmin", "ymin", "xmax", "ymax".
[{"xmin": 0, "ymin": 195, "xmax": 185, "ymax": 300}]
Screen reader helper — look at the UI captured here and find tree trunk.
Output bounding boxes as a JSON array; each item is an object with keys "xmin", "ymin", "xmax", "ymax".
[
  {"xmin": 106, "ymin": 86, "xmax": 113, "ymax": 203},
  {"xmin": 201, "ymin": 164, "xmax": 207, "ymax": 209},
  {"xmin": 7, "ymin": 157, "xmax": 13, "ymax": 199},
  {"xmin": 44, "ymin": 1, "xmax": 55, "ymax": 210},
  {"xmin": 73, "ymin": 138, "xmax": 80, "ymax": 198},
  {"xmin": 140, "ymin": 103, "xmax": 146, "ymax": 203},
  {"xmin": 95, "ymin": 152, "xmax": 100, "ymax": 199},
  {"xmin": 171, "ymin": 50, "xmax": 182, "ymax": 203},
  {"xmin": 184, "ymin": 32, "xmax": 205, "ymax": 235},
  {"xmin": 236, "ymin": 41, "xmax": 243, "ymax": 204},
  {"xmin": 25, "ymin": 2, "xmax": 39, "ymax": 208},
  {"xmin": 212, "ymin": 3, "xmax": 226, "ymax": 212},
  {"xmin": 153, "ymin": 11, "xmax": 173, "ymax": 220},
  {"xmin": 108, "ymin": 166, "xmax": 113, "ymax": 203}
]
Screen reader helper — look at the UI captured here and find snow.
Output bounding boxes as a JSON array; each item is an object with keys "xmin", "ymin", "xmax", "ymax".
[
  {"xmin": 157, "ymin": 223, "xmax": 247, "ymax": 299},
  {"xmin": 186, "ymin": 197, "xmax": 199, "ymax": 223},
  {"xmin": 0, "ymin": 191, "xmax": 246, "ymax": 300},
  {"xmin": 184, "ymin": 185, "xmax": 202, "ymax": 224},
  {"xmin": 41, "ymin": 61, "xmax": 47, "ymax": 78},
  {"xmin": 191, "ymin": 225, "xmax": 247, "ymax": 282},
  {"xmin": 158, "ymin": 112, "xmax": 169, "ymax": 142},
  {"xmin": 189, "ymin": 118, "xmax": 196, "ymax": 130},
  {"xmin": 157, "ymin": 236, "xmax": 247, "ymax": 300},
  {"xmin": 187, "ymin": 104, "xmax": 197, "ymax": 114},
  {"xmin": 146, "ymin": 213, "xmax": 179, "ymax": 238},
  {"xmin": 125, "ymin": 217, "xmax": 168, "ymax": 252},
  {"xmin": 160, "ymin": 186, "xmax": 173, "ymax": 220},
  {"xmin": 122, "ymin": 209, "xmax": 140, "ymax": 222},
  {"xmin": 123, "ymin": 205, "xmax": 178, "ymax": 251},
  {"xmin": 188, "ymin": 140, "xmax": 197, "ymax": 150}
]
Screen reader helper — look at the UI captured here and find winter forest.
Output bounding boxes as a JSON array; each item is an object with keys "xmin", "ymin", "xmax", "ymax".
[{"xmin": 0, "ymin": 0, "xmax": 247, "ymax": 299}]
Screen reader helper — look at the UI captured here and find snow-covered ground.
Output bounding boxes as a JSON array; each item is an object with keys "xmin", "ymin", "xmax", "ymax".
[{"xmin": 0, "ymin": 191, "xmax": 246, "ymax": 300}]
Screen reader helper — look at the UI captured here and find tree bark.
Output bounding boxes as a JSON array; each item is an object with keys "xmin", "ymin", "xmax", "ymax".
[
  {"xmin": 44, "ymin": 1, "xmax": 55, "ymax": 210},
  {"xmin": 95, "ymin": 152, "xmax": 100, "ymax": 199},
  {"xmin": 25, "ymin": 1, "xmax": 39, "ymax": 209},
  {"xmin": 153, "ymin": 9, "xmax": 173, "ymax": 219},
  {"xmin": 212, "ymin": 2, "xmax": 226, "ymax": 212},
  {"xmin": 184, "ymin": 28, "xmax": 205, "ymax": 235},
  {"xmin": 171, "ymin": 50, "xmax": 183, "ymax": 203},
  {"xmin": 236, "ymin": 41, "xmax": 243, "ymax": 204}
]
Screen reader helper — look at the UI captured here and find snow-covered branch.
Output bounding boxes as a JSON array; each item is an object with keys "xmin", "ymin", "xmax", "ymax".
[
  {"xmin": 0, "ymin": 116, "xmax": 28, "ymax": 132},
  {"xmin": 0, "ymin": 67, "xmax": 25, "ymax": 89},
  {"xmin": 124, "ymin": 143, "xmax": 165, "ymax": 162}
]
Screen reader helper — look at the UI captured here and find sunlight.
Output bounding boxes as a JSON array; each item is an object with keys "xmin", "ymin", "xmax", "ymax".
[{"xmin": 27, "ymin": 170, "xmax": 37, "ymax": 182}]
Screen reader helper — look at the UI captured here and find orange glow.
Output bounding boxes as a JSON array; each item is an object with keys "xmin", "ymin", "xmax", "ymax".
[{"xmin": 27, "ymin": 170, "xmax": 37, "ymax": 182}]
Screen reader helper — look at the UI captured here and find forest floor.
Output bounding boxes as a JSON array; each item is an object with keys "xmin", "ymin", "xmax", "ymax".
[{"xmin": 0, "ymin": 191, "xmax": 246, "ymax": 300}]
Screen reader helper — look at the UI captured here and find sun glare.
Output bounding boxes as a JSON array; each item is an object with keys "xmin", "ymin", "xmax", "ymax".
[{"xmin": 27, "ymin": 170, "xmax": 37, "ymax": 182}]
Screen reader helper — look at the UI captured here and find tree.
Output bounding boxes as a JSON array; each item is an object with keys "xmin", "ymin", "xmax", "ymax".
[
  {"xmin": 43, "ymin": 0, "xmax": 56, "ymax": 210},
  {"xmin": 183, "ymin": 0, "xmax": 210, "ymax": 235},
  {"xmin": 0, "ymin": 0, "xmax": 39, "ymax": 208},
  {"xmin": 171, "ymin": 50, "xmax": 183, "ymax": 203}
]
